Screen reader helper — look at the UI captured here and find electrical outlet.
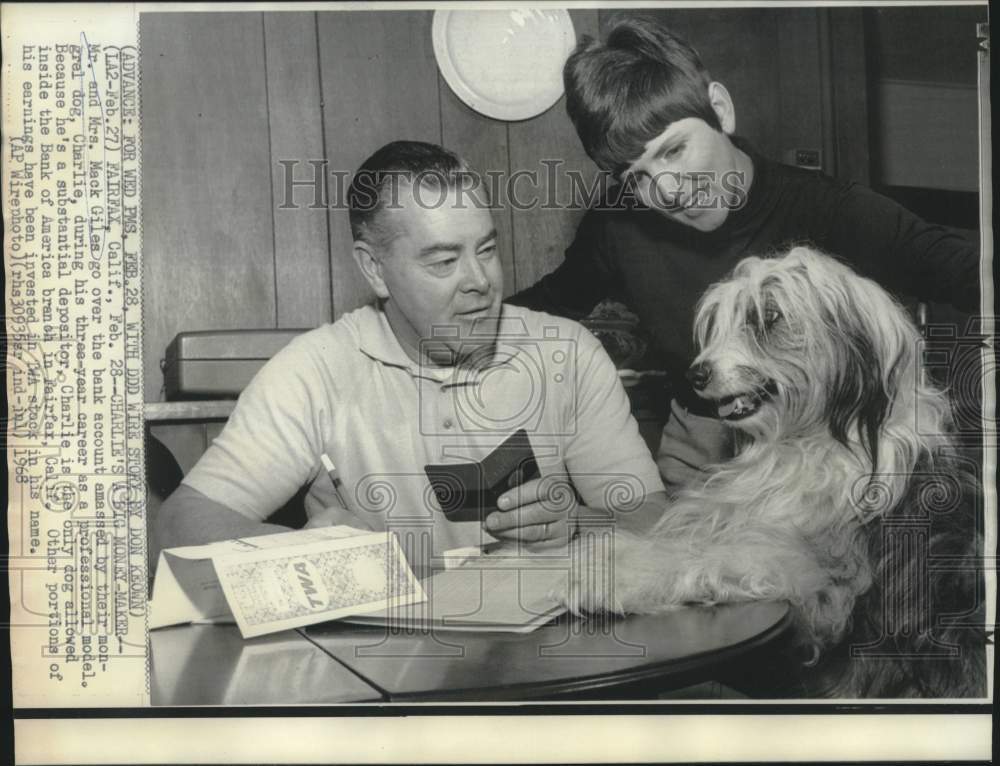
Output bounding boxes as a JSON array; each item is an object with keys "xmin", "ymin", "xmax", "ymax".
[{"xmin": 793, "ymin": 148, "xmax": 822, "ymax": 169}]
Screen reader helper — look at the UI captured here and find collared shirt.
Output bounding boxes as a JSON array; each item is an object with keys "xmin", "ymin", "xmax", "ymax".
[{"xmin": 183, "ymin": 303, "xmax": 664, "ymax": 556}]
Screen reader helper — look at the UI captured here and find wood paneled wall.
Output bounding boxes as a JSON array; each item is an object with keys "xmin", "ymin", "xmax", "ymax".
[
  {"xmin": 140, "ymin": 8, "xmax": 866, "ymax": 466},
  {"xmin": 140, "ymin": 10, "xmax": 607, "ymax": 403}
]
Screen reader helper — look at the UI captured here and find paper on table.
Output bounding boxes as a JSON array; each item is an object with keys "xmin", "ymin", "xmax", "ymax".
[
  {"xmin": 148, "ymin": 555, "xmax": 229, "ymax": 631},
  {"xmin": 149, "ymin": 525, "xmax": 417, "ymax": 635},
  {"xmin": 345, "ymin": 545, "xmax": 570, "ymax": 633}
]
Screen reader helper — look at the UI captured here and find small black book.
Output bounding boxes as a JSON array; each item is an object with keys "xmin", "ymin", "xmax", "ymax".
[{"xmin": 424, "ymin": 429, "xmax": 539, "ymax": 522}]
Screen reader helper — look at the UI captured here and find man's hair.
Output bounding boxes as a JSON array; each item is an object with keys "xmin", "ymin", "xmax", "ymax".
[
  {"xmin": 348, "ymin": 140, "xmax": 477, "ymax": 245},
  {"xmin": 564, "ymin": 17, "xmax": 721, "ymax": 175}
]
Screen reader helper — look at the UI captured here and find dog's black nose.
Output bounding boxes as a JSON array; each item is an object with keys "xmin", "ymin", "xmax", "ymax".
[{"xmin": 686, "ymin": 362, "xmax": 712, "ymax": 391}]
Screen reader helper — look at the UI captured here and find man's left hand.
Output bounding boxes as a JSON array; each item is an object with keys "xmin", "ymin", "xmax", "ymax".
[{"xmin": 484, "ymin": 476, "xmax": 576, "ymax": 545}]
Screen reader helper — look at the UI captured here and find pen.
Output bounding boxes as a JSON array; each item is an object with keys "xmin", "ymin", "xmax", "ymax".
[{"xmin": 320, "ymin": 453, "xmax": 349, "ymax": 509}]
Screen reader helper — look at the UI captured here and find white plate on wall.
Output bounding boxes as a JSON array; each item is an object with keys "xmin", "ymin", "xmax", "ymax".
[{"xmin": 433, "ymin": 9, "xmax": 576, "ymax": 122}]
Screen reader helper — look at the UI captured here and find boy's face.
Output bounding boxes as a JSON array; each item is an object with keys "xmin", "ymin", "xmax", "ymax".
[{"xmin": 623, "ymin": 117, "xmax": 749, "ymax": 232}]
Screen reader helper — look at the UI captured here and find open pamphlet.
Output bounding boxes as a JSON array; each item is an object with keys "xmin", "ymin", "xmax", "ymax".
[
  {"xmin": 150, "ymin": 526, "xmax": 425, "ymax": 638},
  {"xmin": 151, "ymin": 527, "xmax": 571, "ymax": 638}
]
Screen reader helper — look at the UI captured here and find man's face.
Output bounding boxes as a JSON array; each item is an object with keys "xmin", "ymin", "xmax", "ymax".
[
  {"xmin": 623, "ymin": 117, "xmax": 748, "ymax": 232},
  {"xmin": 372, "ymin": 182, "xmax": 503, "ymax": 365}
]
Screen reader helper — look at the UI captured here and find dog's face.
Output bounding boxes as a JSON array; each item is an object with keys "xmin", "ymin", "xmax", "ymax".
[{"xmin": 691, "ymin": 248, "xmax": 919, "ymax": 454}]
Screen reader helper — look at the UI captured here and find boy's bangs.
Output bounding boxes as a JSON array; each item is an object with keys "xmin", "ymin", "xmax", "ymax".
[{"xmin": 594, "ymin": 74, "xmax": 719, "ymax": 174}]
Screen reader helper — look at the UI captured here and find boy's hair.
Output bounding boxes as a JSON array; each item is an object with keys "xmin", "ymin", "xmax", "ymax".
[
  {"xmin": 564, "ymin": 17, "xmax": 721, "ymax": 175},
  {"xmin": 348, "ymin": 141, "xmax": 478, "ymax": 246}
]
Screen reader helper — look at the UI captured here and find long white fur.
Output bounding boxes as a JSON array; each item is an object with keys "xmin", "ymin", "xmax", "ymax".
[{"xmin": 564, "ymin": 247, "xmax": 953, "ymax": 656}]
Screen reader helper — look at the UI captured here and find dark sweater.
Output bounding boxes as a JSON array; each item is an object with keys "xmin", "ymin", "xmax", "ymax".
[{"xmin": 508, "ymin": 147, "xmax": 980, "ymax": 407}]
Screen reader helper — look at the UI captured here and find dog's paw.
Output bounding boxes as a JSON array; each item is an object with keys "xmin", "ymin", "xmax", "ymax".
[{"xmin": 549, "ymin": 529, "xmax": 647, "ymax": 615}]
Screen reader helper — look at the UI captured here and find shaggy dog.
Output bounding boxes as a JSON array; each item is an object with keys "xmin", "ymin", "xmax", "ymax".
[{"xmin": 565, "ymin": 247, "xmax": 986, "ymax": 698}]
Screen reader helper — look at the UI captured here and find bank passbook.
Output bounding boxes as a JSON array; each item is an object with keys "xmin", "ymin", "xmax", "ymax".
[{"xmin": 424, "ymin": 429, "xmax": 539, "ymax": 522}]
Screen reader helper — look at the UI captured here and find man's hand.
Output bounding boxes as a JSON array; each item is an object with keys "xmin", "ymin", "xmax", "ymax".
[
  {"xmin": 484, "ymin": 476, "xmax": 577, "ymax": 545},
  {"xmin": 656, "ymin": 399, "xmax": 733, "ymax": 492}
]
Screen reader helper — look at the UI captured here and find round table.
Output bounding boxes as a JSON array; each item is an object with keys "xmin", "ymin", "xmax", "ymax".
[{"xmin": 301, "ymin": 601, "xmax": 793, "ymax": 701}]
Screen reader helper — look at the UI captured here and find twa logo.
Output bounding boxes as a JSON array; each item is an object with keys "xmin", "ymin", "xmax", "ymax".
[{"xmin": 288, "ymin": 560, "xmax": 329, "ymax": 611}]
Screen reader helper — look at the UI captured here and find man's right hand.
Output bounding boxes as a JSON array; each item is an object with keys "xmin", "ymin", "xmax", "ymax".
[{"xmin": 656, "ymin": 399, "xmax": 733, "ymax": 493}]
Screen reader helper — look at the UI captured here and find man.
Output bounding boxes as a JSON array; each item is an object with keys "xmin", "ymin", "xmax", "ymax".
[
  {"xmin": 508, "ymin": 18, "xmax": 980, "ymax": 491},
  {"xmin": 155, "ymin": 141, "xmax": 667, "ymax": 568}
]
